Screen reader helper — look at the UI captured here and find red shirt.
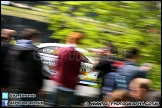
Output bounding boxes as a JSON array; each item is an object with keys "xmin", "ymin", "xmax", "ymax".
[{"xmin": 54, "ymin": 47, "xmax": 82, "ymax": 90}]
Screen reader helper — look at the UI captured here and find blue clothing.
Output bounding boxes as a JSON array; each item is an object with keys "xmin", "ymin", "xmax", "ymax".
[
  {"xmin": 117, "ymin": 60, "xmax": 147, "ymax": 87},
  {"xmin": 16, "ymin": 40, "xmax": 33, "ymax": 48}
]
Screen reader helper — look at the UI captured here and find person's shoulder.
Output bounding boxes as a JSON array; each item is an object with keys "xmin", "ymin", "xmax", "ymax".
[
  {"xmin": 117, "ymin": 64, "xmax": 138, "ymax": 74},
  {"xmin": 58, "ymin": 46, "xmax": 78, "ymax": 53}
]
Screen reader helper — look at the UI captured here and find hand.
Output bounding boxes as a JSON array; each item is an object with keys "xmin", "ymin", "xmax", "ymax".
[{"xmin": 140, "ymin": 66, "xmax": 152, "ymax": 71}]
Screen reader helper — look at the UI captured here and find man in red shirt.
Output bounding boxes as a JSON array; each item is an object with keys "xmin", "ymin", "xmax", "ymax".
[
  {"xmin": 55, "ymin": 46, "xmax": 82, "ymax": 90},
  {"xmin": 50, "ymin": 32, "xmax": 83, "ymax": 107}
]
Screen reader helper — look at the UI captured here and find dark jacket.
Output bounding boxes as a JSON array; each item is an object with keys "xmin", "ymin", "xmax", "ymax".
[
  {"xmin": 4, "ymin": 40, "xmax": 43, "ymax": 93},
  {"xmin": 95, "ymin": 55, "xmax": 116, "ymax": 79},
  {"xmin": 1, "ymin": 39, "xmax": 11, "ymax": 88},
  {"xmin": 117, "ymin": 60, "xmax": 147, "ymax": 86}
]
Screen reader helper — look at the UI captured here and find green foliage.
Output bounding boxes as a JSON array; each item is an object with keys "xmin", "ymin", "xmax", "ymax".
[
  {"xmin": 148, "ymin": 64, "xmax": 161, "ymax": 91},
  {"xmin": 45, "ymin": 1, "xmax": 161, "ymax": 90}
]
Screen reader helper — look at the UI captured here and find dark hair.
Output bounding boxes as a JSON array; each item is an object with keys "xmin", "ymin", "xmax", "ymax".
[
  {"xmin": 20, "ymin": 28, "xmax": 41, "ymax": 39},
  {"xmin": 131, "ymin": 48, "xmax": 139, "ymax": 55},
  {"xmin": 139, "ymin": 83, "xmax": 149, "ymax": 91},
  {"xmin": 106, "ymin": 42, "xmax": 117, "ymax": 54},
  {"xmin": 125, "ymin": 51, "xmax": 133, "ymax": 58},
  {"xmin": 125, "ymin": 48, "xmax": 140, "ymax": 59}
]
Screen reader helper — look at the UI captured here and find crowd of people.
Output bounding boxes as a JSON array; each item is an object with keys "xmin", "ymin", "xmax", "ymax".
[
  {"xmin": 1, "ymin": 18, "xmax": 161, "ymax": 107},
  {"xmin": 1, "ymin": 18, "xmax": 43, "ymax": 107}
]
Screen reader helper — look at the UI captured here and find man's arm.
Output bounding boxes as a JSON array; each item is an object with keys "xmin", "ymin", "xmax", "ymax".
[
  {"xmin": 137, "ymin": 69, "xmax": 147, "ymax": 78},
  {"xmin": 137, "ymin": 65, "xmax": 153, "ymax": 78},
  {"xmin": 136, "ymin": 67, "xmax": 152, "ymax": 78}
]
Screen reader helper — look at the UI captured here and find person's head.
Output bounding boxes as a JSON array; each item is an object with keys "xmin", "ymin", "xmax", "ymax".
[
  {"xmin": 105, "ymin": 41, "xmax": 117, "ymax": 54},
  {"xmin": 20, "ymin": 28, "xmax": 41, "ymax": 42},
  {"xmin": 66, "ymin": 32, "xmax": 83, "ymax": 45},
  {"xmin": 103, "ymin": 89, "xmax": 130, "ymax": 102},
  {"xmin": 1, "ymin": 29, "xmax": 17, "ymax": 40},
  {"xmin": 101, "ymin": 48, "xmax": 113, "ymax": 56},
  {"xmin": 125, "ymin": 48, "xmax": 140, "ymax": 61},
  {"xmin": 129, "ymin": 78, "xmax": 152, "ymax": 101}
]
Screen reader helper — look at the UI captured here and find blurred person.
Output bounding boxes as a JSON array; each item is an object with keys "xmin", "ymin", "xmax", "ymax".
[
  {"xmin": 115, "ymin": 48, "xmax": 152, "ymax": 90},
  {"xmin": 1, "ymin": 17, "xmax": 17, "ymax": 42},
  {"xmin": 129, "ymin": 78, "xmax": 161, "ymax": 107},
  {"xmin": 94, "ymin": 48, "xmax": 118, "ymax": 99},
  {"xmin": 106, "ymin": 41, "xmax": 116, "ymax": 54},
  {"xmin": 1, "ymin": 18, "xmax": 9, "ymax": 92},
  {"xmin": 19, "ymin": 28, "xmax": 41, "ymax": 43},
  {"xmin": 48, "ymin": 32, "xmax": 83, "ymax": 107},
  {"xmin": 66, "ymin": 32, "xmax": 89, "ymax": 57},
  {"xmin": 1, "ymin": 18, "xmax": 17, "ymax": 93},
  {"xmin": 129, "ymin": 78, "xmax": 152, "ymax": 101},
  {"xmin": 1, "ymin": 19, "xmax": 17, "ymax": 107},
  {"xmin": 4, "ymin": 28, "xmax": 43, "ymax": 107},
  {"xmin": 1, "ymin": 29, "xmax": 17, "ymax": 45},
  {"xmin": 95, "ymin": 48, "xmax": 116, "ymax": 77},
  {"xmin": 103, "ymin": 89, "xmax": 131, "ymax": 107},
  {"xmin": 1, "ymin": 29, "xmax": 17, "ymax": 39}
]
